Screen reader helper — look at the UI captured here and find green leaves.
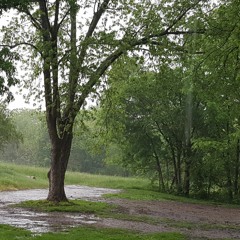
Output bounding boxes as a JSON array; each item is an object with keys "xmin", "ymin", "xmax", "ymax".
[
  {"xmin": 0, "ymin": 0, "xmax": 34, "ymax": 13},
  {"xmin": 0, "ymin": 105, "xmax": 21, "ymax": 151},
  {"xmin": 0, "ymin": 47, "xmax": 19, "ymax": 101}
]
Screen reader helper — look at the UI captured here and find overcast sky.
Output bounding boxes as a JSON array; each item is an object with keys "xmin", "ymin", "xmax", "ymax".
[{"xmin": 8, "ymin": 90, "xmax": 41, "ymax": 110}]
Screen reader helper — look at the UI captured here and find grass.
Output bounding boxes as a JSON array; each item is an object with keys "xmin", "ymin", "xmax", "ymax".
[
  {"xmin": 15, "ymin": 199, "xmax": 161, "ymax": 225},
  {"xmin": 16, "ymin": 199, "xmax": 115, "ymax": 215},
  {"xmin": 65, "ymin": 171, "xmax": 150, "ymax": 190},
  {"xmin": 163, "ymin": 218, "xmax": 240, "ymax": 231},
  {"xmin": 0, "ymin": 163, "xmax": 48, "ymax": 191},
  {"xmin": 0, "ymin": 225, "xmax": 186, "ymax": 240},
  {"xmin": 0, "ymin": 225, "xmax": 32, "ymax": 240},
  {"xmin": 0, "ymin": 163, "xmax": 187, "ymax": 239},
  {"xmin": 0, "ymin": 161, "xmax": 150, "ymax": 191},
  {"xmin": 106, "ymin": 188, "xmax": 240, "ymax": 209}
]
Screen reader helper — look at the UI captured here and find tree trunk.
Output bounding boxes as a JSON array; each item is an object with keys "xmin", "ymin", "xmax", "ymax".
[
  {"xmin": 183, "ymin": 160, "xmax": 191, "ymax": 196},
  {"xmin": 234, "ymin": 139, "xmax": 240, "ymax": 196},
  {"xmin": 207, "ymin": 176, "xmax": 212, "ymax": 198},
  {"xmin": 183, "ymin": 142, "xmax": 192, "ymax": 197},
  {"xmin": 176, "ymin": 149, "xmax": 182, "ymax": 193},
  {"xmin": 148, "ymin": 135, "xmax": 165, "ymax": 192},
  {"xmin": 227, "ymin": 173, "xmax": 233, "ymax": 202},
  {"xmin": 155, "ymin": 155, "xmax": 165, "ymax": 192},
  {"xmin": 47, "ymin": 133, "xmax": 73, "ymax": 202},
  {"xmin": 225, "ymin": 157, "xmax": 233, "ymax": 202},
  {"xmin": 169, "ymin": 143, "xmax": 182, "ymax": 193},
  {"xmin": 226, "ymin": 119, "xmax": 233, "ymax": 202}
]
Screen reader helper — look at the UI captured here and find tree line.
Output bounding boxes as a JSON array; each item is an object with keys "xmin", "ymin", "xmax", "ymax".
[{"xmin": 1, "ymin": 109, "xmax": 128, "ymax": 176}]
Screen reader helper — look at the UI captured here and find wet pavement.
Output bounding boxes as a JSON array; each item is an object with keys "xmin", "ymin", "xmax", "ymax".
[{"xmin": 0, "ymin": 185, "xmax": 120, "ymax": 233}]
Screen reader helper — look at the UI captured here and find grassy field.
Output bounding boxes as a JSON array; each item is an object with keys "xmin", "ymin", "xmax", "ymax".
[
  {"xmin": 0, "ymin": 161, "xmax": 150, "ymax": 191},
  {"xmin": 0, "ymin": 162, "xmax": 48, "ymax": 191}
]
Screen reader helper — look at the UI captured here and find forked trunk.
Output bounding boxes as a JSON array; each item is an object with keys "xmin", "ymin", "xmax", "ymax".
[{"xmin": 47, "ymin": 133, "xmax": 73, "ymax": 202}]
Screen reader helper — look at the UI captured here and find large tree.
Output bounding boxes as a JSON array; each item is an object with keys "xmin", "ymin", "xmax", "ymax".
[{"xmin": 0, "ymin": 0, "xmax": 209, "ymax": 202}]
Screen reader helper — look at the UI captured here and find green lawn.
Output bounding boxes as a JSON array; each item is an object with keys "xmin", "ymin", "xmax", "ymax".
[
  {"xmin": 16, "ymin": 199, "xmax": 115, "ymax": 215},
  {"xmin": 0, "ymin": 162, "xmax": 150, "ymax": 191},
  {"xmin": 0, "ymin": 225, "xmax": 186, "ymax": 240}
]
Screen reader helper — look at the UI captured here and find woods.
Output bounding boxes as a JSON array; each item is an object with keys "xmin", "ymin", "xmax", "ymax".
[{"xmin": 1, "ymin": 0, "xmax": 240, "ymax": 203}]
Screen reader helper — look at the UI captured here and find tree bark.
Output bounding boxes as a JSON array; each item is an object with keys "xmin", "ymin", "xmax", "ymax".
[
  {"xmin": 234, "ymin": 139, "xmax": 240, "ymax": 196},
  {"xmin": 154, "ymin": 154, "xmax": 165, "ymax": 192},
  {"xmin": 183, "ymin": 160, "xmax": 191, "ymax": 196},
  {"xmin": 226, "ymin": 117, "xmax": 233, "ymax": 201},
  {"xmin": 183, "ymin": 141, "xmax": 192, "ymax": 197},
  {"xmin": 47, "ymin": 132, "xmax": 73, "ymax": 202}
]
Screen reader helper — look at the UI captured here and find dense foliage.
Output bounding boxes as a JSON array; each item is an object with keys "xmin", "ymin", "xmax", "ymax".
[{"xmin": 98, "ymin": 0, "xmax": 240, "ymax": 202}]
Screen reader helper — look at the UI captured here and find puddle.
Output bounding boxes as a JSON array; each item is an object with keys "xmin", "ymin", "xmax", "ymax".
[
  {"xmin": 0, "ymin": 185, "xmax": 119, "ymax": 204},
  {"xmin": 0, "ymin": 185, "xmax": 120, "ymax": 233}
]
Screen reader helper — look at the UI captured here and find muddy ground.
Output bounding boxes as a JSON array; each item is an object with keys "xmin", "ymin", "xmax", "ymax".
[{"xmin": 0, "ymin": 185, "xmax": 240, "ymax": 239}]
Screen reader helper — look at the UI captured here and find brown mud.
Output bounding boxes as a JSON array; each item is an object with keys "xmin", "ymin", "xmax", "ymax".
[{"xmin": 1, "ymin": 186, "xmax": 240, "ymax": 239}]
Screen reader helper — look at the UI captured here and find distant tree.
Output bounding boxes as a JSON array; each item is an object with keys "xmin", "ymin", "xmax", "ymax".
[
  {"xmin": 0, "ymin": 105, "xmax": 20, "ymax": 151},
  {"xmin": 9, "ymin": 110, "xmax": 50, "ymax": 165}
]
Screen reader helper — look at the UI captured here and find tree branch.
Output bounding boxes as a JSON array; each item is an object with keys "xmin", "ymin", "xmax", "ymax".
[
  {"xmin": 76, "ymin": 27, "xmax": 205, "ymax": 111},
  {"xmin": 18, "ymin": 8, "xmax": 42, "ymax": 30},
  {"xmin": 38, "ymin": 0, "xmax": 51, "ymax": 32},
  {"xmin": 78, "ymin": 0, "xmax": 111, "ymax": 68},
  {"xmin": 57, "ymin": 8, "xmax": 71, "ymax": 31},
  {"xmin": 165, "ymin": 0, "xmax": 203, "ymax": 33},
  {"xmin": 75, "ymin": 0, "xmax": 205, "ymax": 111},
  {"xmin": 53, "ymin": 0, "xmax": 60, "ymax": 32},
  {"xmin": 0, "ymin": 43, "xmax": 42, "ymax": 56},
  {"xmin": 77, "ymin": 47, "xmax": 124, "ymax": 108},
  {"xmin": 38, "ymin": 0, "xmax": 54, "ymax": 125},
  {"xmin": 133, "ymin": 0, "xmax": 205, "ymax": 46}
]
